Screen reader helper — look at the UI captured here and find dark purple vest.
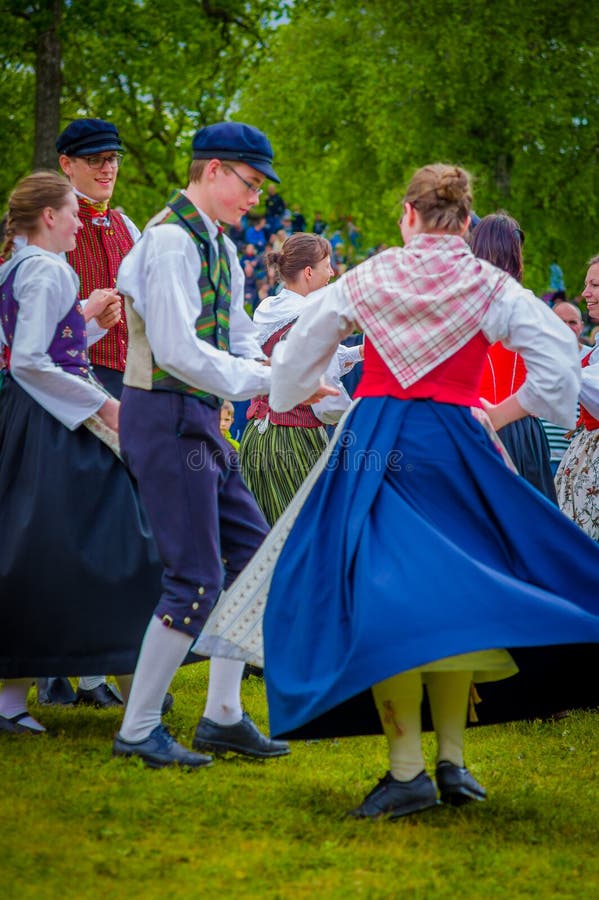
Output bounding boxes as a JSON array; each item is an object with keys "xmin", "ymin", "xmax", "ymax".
[{"xmin": 0, "ymin": 257, "xmax": 90, "ymax": 378}]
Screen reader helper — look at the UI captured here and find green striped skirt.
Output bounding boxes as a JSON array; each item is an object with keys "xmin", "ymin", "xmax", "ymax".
[{"xmin": 240, "ymin": 419, "xmax": 328, "ymax": 526}]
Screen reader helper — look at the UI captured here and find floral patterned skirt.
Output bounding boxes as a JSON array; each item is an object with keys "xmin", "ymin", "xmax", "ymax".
[{"xmin": 555, "ymin": 428, "xmax": 599, "ymax": 541}]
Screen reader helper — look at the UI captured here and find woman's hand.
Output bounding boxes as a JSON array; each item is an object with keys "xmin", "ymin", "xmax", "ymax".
[
  {"xmin": 97, "ymin": 397, "xmax": 120, "ymax": 433},
  {"xmin": 480, "ymin": 395, "xmax": 527, "ymax": 431},
  {"xmin": 303, "ymin": 383, "xmax": 340, "ymax": 405},
  {"xmin": 83, "ymin": 289, "xmax": 122, "ymax": 329}
]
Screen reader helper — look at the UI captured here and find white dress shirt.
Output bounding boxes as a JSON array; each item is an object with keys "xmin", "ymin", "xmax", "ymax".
[{"xmin": 117, "ymin": 203, "xmax": 271, "ymax": 402}]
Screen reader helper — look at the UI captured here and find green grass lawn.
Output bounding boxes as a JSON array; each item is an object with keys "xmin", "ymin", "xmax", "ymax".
[{"xmin": 1, "ymin": 665, "xmax": 597, "ymax": 899}]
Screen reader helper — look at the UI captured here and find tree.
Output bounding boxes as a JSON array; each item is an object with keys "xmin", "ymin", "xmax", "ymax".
[
  {"xmin": 236, "ymin": 0, "xmax": 599, "ymax": 294},
  {"xmin": 0, "ymin": 0, "xmax": 281, "ymax": 222}
]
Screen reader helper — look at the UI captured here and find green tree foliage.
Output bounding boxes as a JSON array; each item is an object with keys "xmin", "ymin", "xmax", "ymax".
[
  {"xmin": 0, "ymin": 0, "xmax": 281, "ymax": 224},
  {"xmin": 238, "ymin": 0, "xmax": 599, "ymax": 294}
]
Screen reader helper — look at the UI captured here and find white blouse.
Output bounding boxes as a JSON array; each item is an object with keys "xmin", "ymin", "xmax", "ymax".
[
  {"xmin": 579, "ymin": 337, "xmax": 599, "ymax": 420},
  {"xmin": 0, "ymin": 247, "xmax": 108, "ymax": 429},
  {"xmin": 269, "ymin": 277, "xmax": 581, "ymax": 430},
  {"xmin": 253, "ymin": 286, "xmax": 362, "ymax": 424}
]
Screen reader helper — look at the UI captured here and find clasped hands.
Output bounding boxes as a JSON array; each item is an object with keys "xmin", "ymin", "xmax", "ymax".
[{"xmin": 83, "ymin": 288, "xmax": 122, "ymax": 330}]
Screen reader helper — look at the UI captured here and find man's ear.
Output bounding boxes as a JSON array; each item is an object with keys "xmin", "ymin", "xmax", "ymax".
[{"xmin": 58, "ymin": 155, "xmax": 73, "ymax": 179}]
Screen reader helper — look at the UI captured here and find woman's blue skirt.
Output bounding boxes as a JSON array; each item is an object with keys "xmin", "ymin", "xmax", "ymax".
[
  {"xmin": 0, "ymin": 378, "xmax": 162, "ymax": 677},
  {"xmin": 263, "ymin": 398, "xmax": 599, "ymax": 739}
]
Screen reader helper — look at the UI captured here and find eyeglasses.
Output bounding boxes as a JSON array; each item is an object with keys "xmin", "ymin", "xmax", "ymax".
[
  {"xmin": 80, "ymin": 153, "xmax": 124, "ymax": 170},
  {"xmin": 222, "ymin": 164, "xmax": 263, "ymax": 197}
]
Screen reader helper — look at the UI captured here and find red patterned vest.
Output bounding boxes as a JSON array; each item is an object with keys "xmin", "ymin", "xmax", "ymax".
[
  {"xmin": 578, "ymin": 351, "xmax": 599, "ymax": 431},
  {"xmin": 66, "ymin": 199, "xmax": 134, "ymax": 372}
]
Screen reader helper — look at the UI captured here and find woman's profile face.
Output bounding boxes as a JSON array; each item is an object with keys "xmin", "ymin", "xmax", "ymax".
[{"xmin": 310, "ymin": 255, "xmax": 334, "ymax": 290}]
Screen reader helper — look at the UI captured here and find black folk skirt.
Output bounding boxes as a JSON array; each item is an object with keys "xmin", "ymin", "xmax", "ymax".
[{"xmin": 0, "ymin": 378, "xmax": 162, "ymax": 677}]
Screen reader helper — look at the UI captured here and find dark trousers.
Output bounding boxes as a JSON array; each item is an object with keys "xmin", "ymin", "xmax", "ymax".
[{"xmin": 120, "ymin": 388, "xmax": 269, "ymax": 637}]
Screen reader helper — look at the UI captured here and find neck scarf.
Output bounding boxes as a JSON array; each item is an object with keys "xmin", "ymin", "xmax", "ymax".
[{"xmin": 343, "ymin": 233, "xmax": 510, "ymax": 388}]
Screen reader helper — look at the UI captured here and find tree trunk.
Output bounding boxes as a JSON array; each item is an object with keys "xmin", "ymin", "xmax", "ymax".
[{"xmin": 33, "ymin": 0, "xmax": 62, "ymax": 171}]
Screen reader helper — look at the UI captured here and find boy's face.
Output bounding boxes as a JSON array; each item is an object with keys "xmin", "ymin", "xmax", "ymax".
[
  {"xmin": 220, "ymin": 405, "xmax": 234, "ymax": 433},
  {"xmin": 211, "ymin": 161, "xmax": 265, "ymax": 227}
]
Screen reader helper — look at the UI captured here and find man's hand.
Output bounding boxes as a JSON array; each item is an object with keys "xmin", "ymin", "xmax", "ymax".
[
  {"xmin": 84, "ymin": 289, "xmax": 122, "ymax": 329},
  {"xmin": 97, "ymin": 397, "xmax": 120, "ymax": 433}
]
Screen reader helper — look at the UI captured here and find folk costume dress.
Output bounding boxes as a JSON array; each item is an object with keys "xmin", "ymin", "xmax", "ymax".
[
  {"xmin": 555, "ymin": 337, "xmax": 599, "ymax": 540},
  {"xmin": 196, "ymin": 234, "xmax": 599, "ymax": 738},
  {"xmin": 479, "ymin": 340, "xmax": 556, "ymax": 501},
  {"xmin": 239, "ymin": 287, "xmax": 360, "ymax": 525},
  {"xmin": 0, "ymin": 247, "xmax": 162, "ymax": 678}
]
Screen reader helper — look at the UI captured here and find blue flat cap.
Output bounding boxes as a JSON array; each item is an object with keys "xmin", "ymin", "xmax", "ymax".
[
  {"xmin": 56, "ymin": 118, "xmax": 123, "ymax": 157},
  {"xmin": 192, "ymin": 122, "xmax": 279, "ymax": 183}
]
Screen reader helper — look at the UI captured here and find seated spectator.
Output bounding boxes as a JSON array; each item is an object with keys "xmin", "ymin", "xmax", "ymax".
[
  {"xmin": 265, "ymin": 183, "xmax": 286, "ymax": 234},
  {"xmin": 240, "ymin": 243, "xmax": 260, "ymax": 311},
  {"xmin": 245, "ymin": 215, "xmax": 267, "ymax": 252},
  {"xmin": 269, "ymin": 227, "xmax": 288, "ymax": 253},
  {"xmin": 291, "ymin": 205, "xmax": 307, "ymax": 233},
  {"xmin": 553, "ymin": 302, "xmax": 587, "ymax": 357},
  {"xmin": 227, "ymin": 222, "xmax": 246, "ymax": 252},
  {"xmin": 540, "ymin": 301, "xmax": 586, "ymax": 473},
  {"xmin": 312, "ymin": 212, "xmax": 327, "ymax": 235}
]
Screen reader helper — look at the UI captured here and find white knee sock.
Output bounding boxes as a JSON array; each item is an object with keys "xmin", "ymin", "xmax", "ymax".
[
  {"xmin": 118, "ymin": 616, "xmax": 193, "ymax": 742},
  {"xmin": 425, "ymin": 670, "xmax": 472, "ymax": 767},
  {"xmin": 0, "ymin": 678, "xmax": 45, "ymax": 732},
  {"xmin": 78, "ymin": 676, "xmax": 106, "ymax": 691},
  {"xmin": 372, "ymin": 670, "xmax": 425, "ymax": 781},
  {"xmin": 202, "ymin": 657, "xmax": 244, "ymax": 725}
]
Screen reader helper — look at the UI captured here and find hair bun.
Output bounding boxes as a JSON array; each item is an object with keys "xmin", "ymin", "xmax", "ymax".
[{"xmin": 437, "ymin": 168, "xmax": 468, "ymax": 203}]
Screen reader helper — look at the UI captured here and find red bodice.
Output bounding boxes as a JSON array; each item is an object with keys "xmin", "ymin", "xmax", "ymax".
[{"xmin": 355, "ymin": 331, "xmax": 490, "ymax": 406}]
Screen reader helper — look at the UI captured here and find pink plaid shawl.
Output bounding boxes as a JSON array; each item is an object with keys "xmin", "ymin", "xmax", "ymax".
[{"xmin": 343, "ymin": 233, "xmax": 510, "ymax": 388}]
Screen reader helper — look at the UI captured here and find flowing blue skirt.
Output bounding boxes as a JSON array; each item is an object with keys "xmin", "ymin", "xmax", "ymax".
[{"xmin": 263, "ymin": 398, "xmax": 599, "ymax": 739}]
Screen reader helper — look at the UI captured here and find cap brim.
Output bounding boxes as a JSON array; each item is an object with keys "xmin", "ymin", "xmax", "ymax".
[
  {"xmin": 247, "ymin": 159, "xmax": 280, "ymax": 184},
  {"xmin": 65, "ymin": 141, "xmax": 123, "ymax": 157}
]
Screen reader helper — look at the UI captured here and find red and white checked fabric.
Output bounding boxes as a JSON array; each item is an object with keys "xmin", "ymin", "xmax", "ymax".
[{"xmin": 343, "ymin": 233, "xmax": 510, "ymax": 389}]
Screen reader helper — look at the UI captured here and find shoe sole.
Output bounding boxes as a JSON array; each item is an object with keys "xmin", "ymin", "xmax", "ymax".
[
  {"xmin": 112, "ymin": 749, "xmax": 213, "ymax": 769},
  {"xmin": 76, "ymin": 698, "xmax": 123, "ymax": 709},
  {"xmin": 350, "ymin": 798, "xmax": 440, "ymax": 820},
  {"xmin": 192, "ymin": 740, "xmax": 290, "ymax": 759},
  {"xmin": 440, "ymin": 788, "xmax": 486, "ymax": 806}
]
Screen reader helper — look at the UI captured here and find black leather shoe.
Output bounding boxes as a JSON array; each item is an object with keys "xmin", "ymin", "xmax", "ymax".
[
  {"xmin": 162, "ymin": 692, "xmax": 174, "ymax": 715},
  {"xmin": 113, "ymin": 724, "xmax": 213, "ymax": 769},
  {"xmin": 242, "ymin": 664, "xmax": 264, "ymax": 680},
  {"xmin": 349, "ymin": 771, "xmax": 439, "ymax": 820},
  {"xmin": 192, "ymin": 712, "xmax": 290, "ymax": 759},
  {"xmin": 436, "ymin": 761, "xmax": 487, "ymax": 806},
  {"xmin": 0, "ymin": 712, "xmax": 45, "ymax": 735},
  {"xmin": 37, "ymin": 677, "xmax": 76, "ymax": 706},
  {"xmin": 76, "ymin": 683, "xmax": 123, "ymax": 708}
]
